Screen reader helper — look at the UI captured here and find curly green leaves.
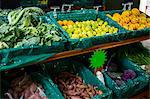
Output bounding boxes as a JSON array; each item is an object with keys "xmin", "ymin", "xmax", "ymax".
[{"xmin": 89, "ymin": 49, "xmax": 107, "ymax": 69}]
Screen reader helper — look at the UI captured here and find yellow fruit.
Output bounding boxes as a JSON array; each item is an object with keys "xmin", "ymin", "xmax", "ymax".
[
  {"xmin": 146, "ymin": 23, "xmax": 150, "ymax": 28},
  {"xmin": 113, "ymin": 13, "xmax": 121, "ymax": 18},
  {"xmin": 112, "ymin": 17, "xmax": 120, "ymax": 22},
  {"xmin": 71, "ymin": 34, "xmax": 79, "ymax": 39},
  {"xmin": 106, "ymin": 14, "xmax": 112, "ymax": 18},
  {"xmin": 147, "ymin": 18, "xmax": 150, "ymax": 22},
  {"xmin": 123, "ymin": 25, "xmax": 129, "ymax": 30},
  {"xmin": 131, "ymin": 8, "xmax": 140, "ymax": 16},
  {"xmin": 123, "ymin": 17, "xmax": 130, "ymax": 23},
  {"xmin": 67, "ymin": 20, "xmax": 74, "ymax": 25},
  {"xmin": 139, "ymin": 13, "xmax": 147, "ymax": 17},
  {"xmin": 131, "ymin": 17, "xmax": 138, "ymax": 24},
  {"xmin": 122, "ymin": 10, "xmax": 131, "ymax": 17},
  {"xmin": 139, "ymin": 19, "xmax": 147, "ymax": 24}
]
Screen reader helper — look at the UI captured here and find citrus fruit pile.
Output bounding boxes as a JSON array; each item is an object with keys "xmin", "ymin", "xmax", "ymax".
[
  {"xmin": 107, "ymin": 8, "xmax": 150, "ymax": 30},
  {"xmin": 58, "ymin": 18, "xmax": 118, "ymax": 39}
]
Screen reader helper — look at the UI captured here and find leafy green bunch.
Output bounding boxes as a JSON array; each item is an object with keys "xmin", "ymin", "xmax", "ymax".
[{"xmin": 0, "ymin": 7, "xmax": 62, "ymax": 49}]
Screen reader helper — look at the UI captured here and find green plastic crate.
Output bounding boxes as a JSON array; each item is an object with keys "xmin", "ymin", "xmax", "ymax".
[
  {"xmin": 47, "ymin": 9, "xmax": 126, "ymax": 50},
  {"xmin": 42, "ymin": 59, "xmax": 112, "ymax": 99},
  {"xmin": 102, "ymin": 10, "xmax": 150, "ymax": 41},
  {"xmin": 0, "ymin": 16, "xmax": 67, "ymax": 71},
  {"xmin": 102, "ymin": 58, "xmax": 149, "ymax": 98}
]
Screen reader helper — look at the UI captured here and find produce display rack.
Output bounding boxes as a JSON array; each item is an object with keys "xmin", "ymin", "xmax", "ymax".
[
  {"xmin": 40, "ymin": 35, "xmax": 149, "ymax": 63},
  {"xmin": 1, "ymin": 6, "xmax": 150, "ymax": 99}
]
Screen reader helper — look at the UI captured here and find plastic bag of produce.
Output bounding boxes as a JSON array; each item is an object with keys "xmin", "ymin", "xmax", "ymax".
[
  {"xmin": 0, "ymin": 8, "xmax": 67, "ymax": 71},
  {"xmin": 1, "ymin": 69, "xmax": 63, "ymax": 99},
  {"xmin": 47, "ymin": 9, "xmax": 126, "ymax": 50},
  {"xmin": 102, "ymin": 58, "xmax": 149, "ymax": 98},
  {"xmin": 102, "ymin": 9, "xmax": 150, "ymax": 41},
  {"xmin": 42, "ymin": 59, "xmax": 112, "ymax": 99}
]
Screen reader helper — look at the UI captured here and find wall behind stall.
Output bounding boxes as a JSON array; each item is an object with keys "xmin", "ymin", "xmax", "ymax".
[
  {"xmin": 105, "ymin": 0, "xmax": 140, "ymax": 10},
  {"xmin": 0, "ymin": 0, "xmax": 20, "ymax": 9}
]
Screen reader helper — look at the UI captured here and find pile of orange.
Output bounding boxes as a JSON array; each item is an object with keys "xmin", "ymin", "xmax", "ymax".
[
  {"xmin": 58, "ymin": 20, "xmax": 74, "ymax": 26},
  {"xmin": 107, "ymin": 8, "xmax": 150, "ymax": 30}
]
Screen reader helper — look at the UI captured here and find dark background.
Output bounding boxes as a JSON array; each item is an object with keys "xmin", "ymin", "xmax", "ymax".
[{"xmin": 0, "ymin": 0, "xmax": 140, "ymax": 10}]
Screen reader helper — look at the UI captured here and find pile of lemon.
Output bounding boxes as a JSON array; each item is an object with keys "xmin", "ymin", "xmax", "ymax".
[
  {"xmin": 107, "ymin": 8, "xmax": 150, "ymax": 30},
  {"xmin": 58, "ymin": 18, "xmax": 118, "ymax": 39}
]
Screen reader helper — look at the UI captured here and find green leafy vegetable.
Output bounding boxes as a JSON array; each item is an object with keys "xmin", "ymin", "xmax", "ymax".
[{"xmin": 0, "ymin": 7, "xmax": 63, "ymax": 49}]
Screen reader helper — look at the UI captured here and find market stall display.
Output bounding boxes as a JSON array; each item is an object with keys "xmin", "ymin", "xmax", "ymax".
[{"xmin": 0, "ymin": 5, "xmax": 149, "ymax": 99}]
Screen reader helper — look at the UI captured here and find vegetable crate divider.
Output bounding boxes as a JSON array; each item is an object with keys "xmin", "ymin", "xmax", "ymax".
[
  {"xmin": 47, "ymin": 9, "xmax": 126, "ymax": 50},
  {"xmin": 0, "ymin": 16, "xmax": 67, "ymax": 72},
  {"xmin": 102, "ymin": 58, "xmax": 149, "ymax": 98},
  {"xmin": 102, "ymin": 10, "xmax": 150, "ymax": 40},
  {"xmin": 1, "ymin": 71, "xmax": 63, "ymax": 99},
  {"xmin": 42, "ymin": 59, "xmax": 112, "ymax": 99}
]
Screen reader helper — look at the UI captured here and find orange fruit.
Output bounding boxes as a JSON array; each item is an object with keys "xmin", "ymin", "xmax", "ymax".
[
  {"xmin": 112, "ymin": 17, "xmax": 120, "ymax": 22},
  {"xmin": 123, "ymin": 17, "xmax": 130, "ymax": 23},
  {"xmin": 63, "ymin": 20, "xmax": 68, "ymax": 26},
  {"xmin": 58, "ymin": 20, "xmax": 63, "ymax": 26},
  {"xmin": 113, "ymin": 13, "xmax": 121, "ymax": 18},
  {"xmin": 122, "ymin": 10, "xmax": 131, "ymax": 17},
  {"xmin": 131, "ymin": 8, "xmax": 140, "ymax": 16},
  {"xmin": 131, "ymin": 17, "xmax": 138, "ymax": 24}
]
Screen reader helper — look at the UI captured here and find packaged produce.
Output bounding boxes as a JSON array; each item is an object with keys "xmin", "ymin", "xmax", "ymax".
[
  {"xmin": 58, "ymin": 18, "xmax": 118, "ymax": 39},
  {"xmin": 4, "ymin": 73, "xmax": 48, "ymax": 99},
  {"xmin": 0, "ymin": 7, "xmax": 63, "ymax": 49},
  {"xmin": 107, "ymin": 8, "xmax": 150, "ymax": 30}
]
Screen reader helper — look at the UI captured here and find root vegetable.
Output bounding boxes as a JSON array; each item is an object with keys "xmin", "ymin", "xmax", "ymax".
[
  {"xmin": 54, "ymin": 72, "xmax": 103, "ymax": 98},
  {"xmin": 5, "ymin": 74, "xmax": 48, "ymax": 99}
]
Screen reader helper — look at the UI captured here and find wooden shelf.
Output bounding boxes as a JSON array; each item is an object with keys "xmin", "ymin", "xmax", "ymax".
[{"xmin": 42, "ymin": 35, "xmax": 149, "ymax": 63}]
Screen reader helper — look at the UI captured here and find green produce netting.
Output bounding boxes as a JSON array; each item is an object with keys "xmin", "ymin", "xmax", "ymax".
[
  {"xmin": 1, "ymin": 71, "xmax": 63, "ymax": 99},
  {"xmin": 102, "ymin": 10, "xmax": 150, "ymax": 40},
  {"xmin": 0, "ymin": 16, "xmax": 67, "ymax": 71},
  {"xmin": 41, "ymin": 59, "xmax": 112, "ymax": 99},
  {"xmin": 47, "ymin": 9, "xmax": 126, "ymax": 50},
  {"xmin": 102, "ymin": 58, "xmax": 149, "ymax": 98}
]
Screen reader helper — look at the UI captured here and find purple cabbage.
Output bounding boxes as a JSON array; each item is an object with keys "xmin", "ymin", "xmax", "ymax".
[{"xmin": 121, "ymin": 70, "xmax": 136, "ymax": 81}]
